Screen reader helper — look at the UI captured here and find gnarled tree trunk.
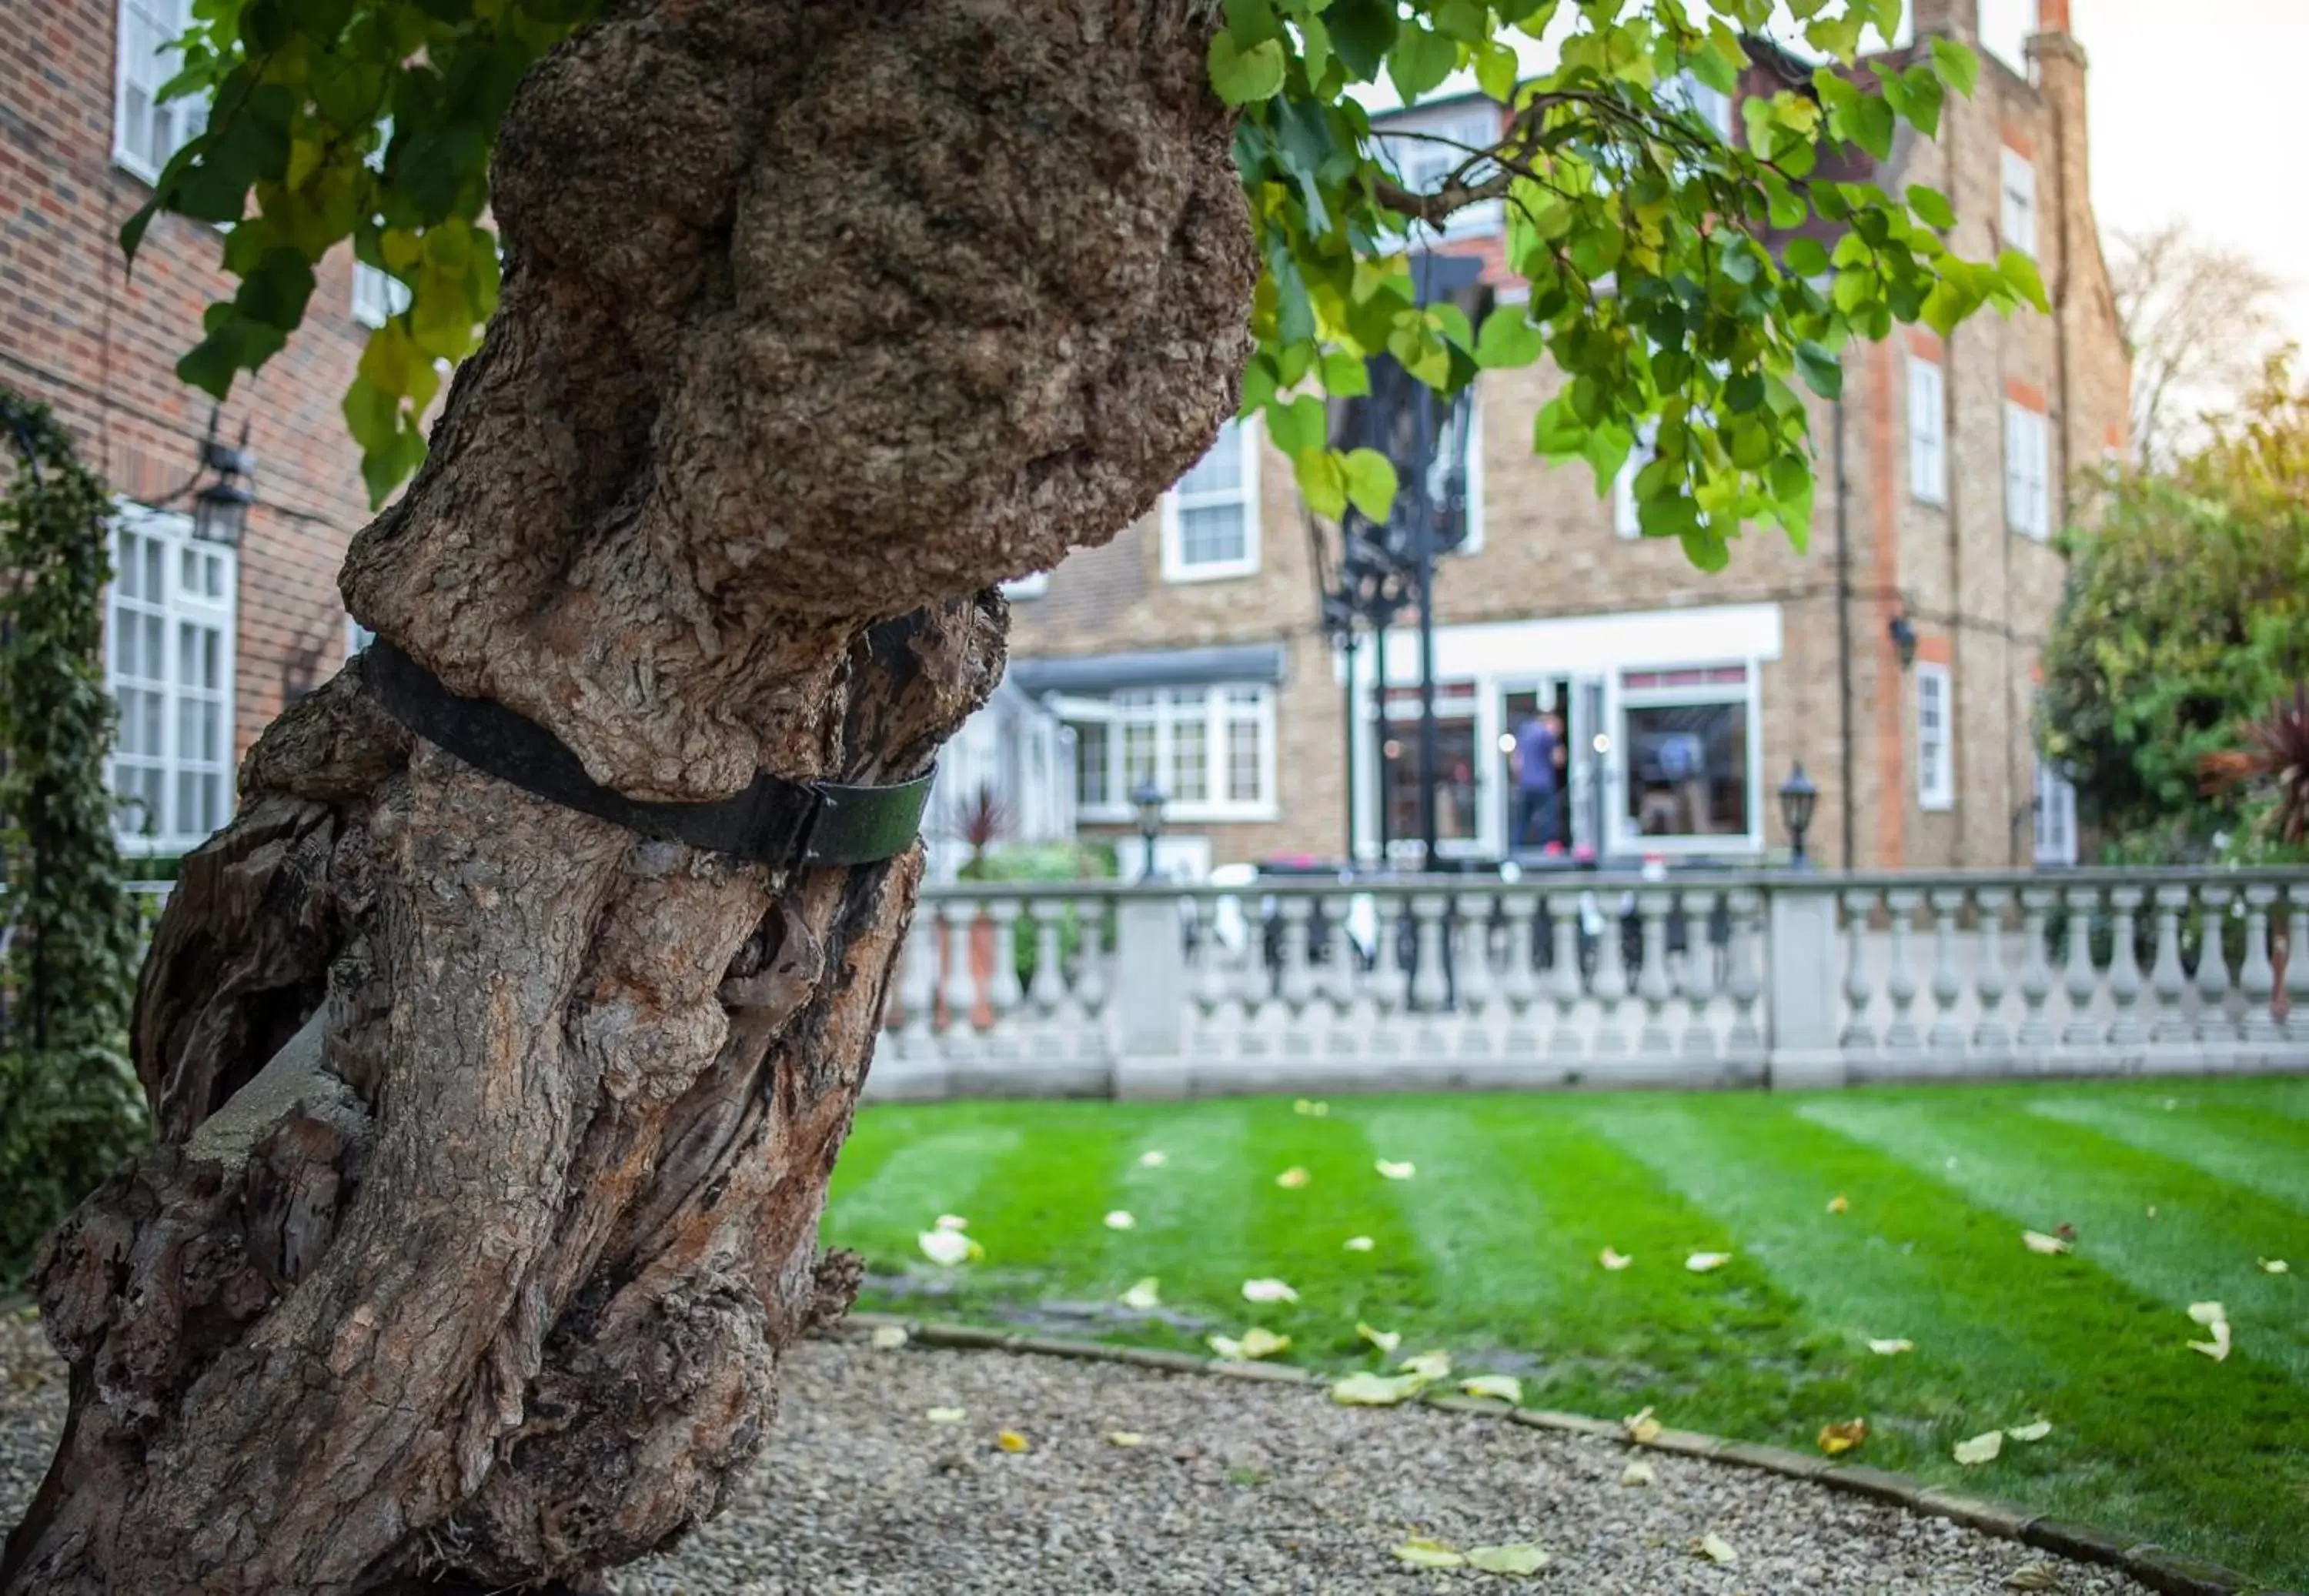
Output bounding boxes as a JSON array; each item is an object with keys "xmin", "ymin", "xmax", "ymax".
[{"xmin": 2, "ymin": 2, "xmax": 1250, "ymax": 1590}]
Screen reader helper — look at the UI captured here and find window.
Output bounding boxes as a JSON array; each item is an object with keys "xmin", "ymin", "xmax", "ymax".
[
  {"xmin": 1612, "ymin": 425, "xmax": 1658, "ymax": 539},
  {"xmin": 1907, "ymin": 356, "xmax": 1946, "ymax": 505},
  {"xmin": 1061, "ymin": 685, "xmax": 1274, "ymax": 820},
  {"xmin": 1619, "ymin": 665, "xmax": 1754, "ymax": 844},
  {"xmin": 2000, "ymin": 148, "xmax": 2037, "ymax": 258},
  {"xmin": 1161, "ymin": 418, "xmax": 1259, "ymax": 581},
  {"xmin": 114, "ymin": 0, "xmax": 205, "ymax": 181},
  {"xmin": 353, "ymin": 265, "xmax": 413, "ymax": 329},
  {"xmin": 108, "ymin": 505, "xmax": 236, "ymax": 853},
  {"xmin": 2034, "ymin": 759, "xmax": 2078, "ymax": 866},
  {"xmin": 1434, "ymin": 388, "xmax": 1485, "ymax": 555},
  {"xmin": 2004, "ymin": 402, "xmax": 2050, "ymax": 539},
  {"xmin": 1916, "ymin": 663, "xmax": 1953, "ymax": 810},
  {"xmin": 1000, "ymin": 572, "xmax": 1049, "ymax": 599},
  {"xmin": 1660, "ymin": 70, "xmax": 1736, "ymax": 144},
  {"xmin": 1375, "ymin": 103, "xmax": 1505, "ymax": 239},
  {"xmin": 1379, "ymin": 683, "xmax": 1481, "ymax": 850}
]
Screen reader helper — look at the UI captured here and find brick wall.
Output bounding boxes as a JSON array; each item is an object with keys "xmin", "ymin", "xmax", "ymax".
[
  {"xmin": 1015, "ymin": 9, "xmax": 2128, "ymax": 873},
  {"xmin": 2, "ymin": 0, "xmax": 374, "ymax": 763}
]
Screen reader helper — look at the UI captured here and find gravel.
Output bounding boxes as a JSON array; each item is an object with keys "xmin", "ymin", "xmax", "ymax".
[{"xmin": 0, "ymin": 1312, "xmax": 2145, "ymax": 1594}]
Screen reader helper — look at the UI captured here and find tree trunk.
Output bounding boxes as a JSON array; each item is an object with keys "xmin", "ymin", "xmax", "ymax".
[{"xmin": 2, "ymin": 3, "xmax": 1250, "ymax": 1590}]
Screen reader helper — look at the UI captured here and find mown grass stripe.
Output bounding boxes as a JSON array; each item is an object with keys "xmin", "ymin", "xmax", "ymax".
[
  {"xmin": 2023, "ymin": 1093, "xmax": 2309, "ymax": 1215},
  {"xmin": 1801, "ymin": 1093, "xmax": 2309, "ymax": 1381},
  {"xmin": 824, "ymin": 1110, "xmax": 1024, "ymax": 1267},
  {"xmin": 1584, "ymin": 1093, "xmax": 2307, "ymax": 1586}
]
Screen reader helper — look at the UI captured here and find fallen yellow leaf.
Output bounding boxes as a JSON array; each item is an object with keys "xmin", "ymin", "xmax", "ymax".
[
  {"xmin": 1330, "ymin": 1371, "xmax": 1425, "ymax": 1406},
  {"xmin": 2006, "ymin": 1420, "xmax": 2053, "ymax": 1443},
  {"xmin": 1391, "ymin": 1536, "xmax": 1464, "ymax": 1569},
  {"xmin": 1241, "ymin": 1277, "xmax": 1298, "ymax": 1304},
  {"xmin": 925, "ymin": 1407, "xmax": 966, "ymax": 1424},
  {"xmin": 1397, "ymin": 1349, "xmax": 1452, "ymax": 1381},
  {"xmin": 1599, "ymin": 1247, "xmax": 1633, "ymax": 1271},
  {"xmin": 1106, "ymin": 1431, "xmax": 1145, "ymax": 1447},
  {"xmin": 1696, "ymin": 1532, "xmax": 1739, "ymax": 1566},
  {"xmin": 1344, "ymin": 1234, "xmax": 1375, "ymax": 1252},
  {"xmin": 1103, "ymin": 1210, "xmax": 1135, "ymax": 1230},
  {"xmin": 1623, "ymin": 1405, "xmax": 1662, "ymax": 1444},
  {"xmin": 1953, "ymin": 1430, "xmax": 2003, "ymax": 1466},
  {"xmin": 1120, "ymin": 1277, "xmax": 1161, "ymax": 1311},
  {"xmin": 2186, "ymin": 1302, "xmax": 2232, "ymax": 1361},
  {"xmin": 2021, "ymin": 1230, "xmax": 2071, "ymax": 1256},
  {"xmin": 1138, "ymin": 1149, "xmax": 1169, "ymax": 1168},
  {"xmin": 995, "ymin": 1429, "xmax": 1030, "ymax": 1453},
  {"xmin": 1357, "ymin": 1321, "xmax": 1402, "ymax": 1354},
  {"xmin": 2005, "ymin": 1564, "xmax": 2066, "ymax": 1591},
  {"xmin": 1375, "ymin": 1158, "xmax": 1416, "ymax": 1180},
  {"xmin": 1237, "ymin": 1326, "xmax": 1291, "ymax": 1359},
  {"xmin": 1685, "ymin": 1251, "xmax": 1733, "ymax": 1273},
  {"xmin": 1293, "ymin": 1098, "xmax": 1330, "ymax": 1117},
  {"xmin": 934, "ymin": 1214, "xmax": 969, "ymax": 1231},
  {"xmin": 1275, "ymin": 1166, "xmax": 1311, "ymax": 1189},
  {"xmin": 1867, "ymin": 1338, "xmax": 1913, "ymax": 1355},
  {"xmin": 1467, "ymin": 1543, "xmax": 1549, "ymax": 1576},
  {"xmin": 869, "ymin": 1324, "xmax": 909, "ymax": 1350},
  {"xmin": 1620, "ymin": 1459, "xmax": 1656, "ymax": 1487},
  {"xmin": 1827, "ymin": 1193, "xmax": 1850, "ymax": 1214},
  {"xmin": 1459, "ymin": 1374, "xmax": 1523, "ymax": 1404},
  {"xmin": 2261, "ymin": 1258, "xmax": 2290, "ymax": 1274},
  {"xmin": 917, "ymin": 1230, "xmax": 977, "ymax": 1267},
  {"xmin": 1817, "ymin": 1417, "xmax": 1868, "ymax": 1456}
]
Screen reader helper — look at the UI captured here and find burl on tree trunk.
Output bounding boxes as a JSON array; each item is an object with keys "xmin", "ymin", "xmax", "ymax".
[{"xmin": 2, "ymin": 2, "xmax": 1251, "ymax": 1590}]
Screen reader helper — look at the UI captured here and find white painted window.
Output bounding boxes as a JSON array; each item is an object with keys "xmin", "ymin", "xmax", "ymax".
[
  {"xmin": 1616, "ymin": 663, "xmax": 1759, "ymax": 850},
  {"xmin": 113, "ymin": 0, "xmax": 205, "ymax": 182},
  {"xmin": 353, "ymin": 264, "xmax": 413, "ymax": 329},
  {"xmin": 1907, "ymin": 355, "xmax": 1946, "ymax": 505},
  {"xmin": 1916, "ymin": 663, "xmax": 1953, "ymax": 810},
  {"xmin": 2034, "ymin": 759, "xmax": 2078, "ymax": 866},
  {"xmin": 1059, "ymin": 684, "xmax": 1275, "ymax": 821},
  {"xmin": 2000, "ymin": 147, "xmax": 2037, "ymax": 258},
  {"xmin": 1161, "ymin": 418, "xmax": 1259, "ymax": 582},
  {"xmin": 1375, "ymin": 102, "xmax": 1505, "ymax": 240},
  {"xmin": 108, "ymin": 504, "xmax": 236, "ymax": 854},
  {"xmin": 1661, "ymin": 70, "xmax": 1736, "ymax": 142},
  {"xmin": 2004, "ymin": 402, "xmax": 2050, "ymax": 539}
]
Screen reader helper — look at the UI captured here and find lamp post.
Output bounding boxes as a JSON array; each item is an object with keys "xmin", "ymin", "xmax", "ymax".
[
  {"xmin": 190, "ymin": 410, "xmax": 255, "ymax": 546},
  {"xmin": 1131, "ymin": 779, "xmax": 1166, "ymax": 882},
  {"xmin": 1779, "ymin": 762, "xmax": 1819, "ymax": 870},
  {"xmin": 1887, "ymin": 613, "xmax": 1919, "ymax": 671}
]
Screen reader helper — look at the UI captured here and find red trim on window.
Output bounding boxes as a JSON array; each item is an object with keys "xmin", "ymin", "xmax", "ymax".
[
  {"xmin": 2000, "ymin": 122, "xmax": 2035, "ymax": 159},
  {"xmin": 1905, "ymin": 328, "xmax": 1943, "ymax": 361},
  {"xmin": 2005, "ymin": 378, "xmax": 2049, "ymax": 413}
]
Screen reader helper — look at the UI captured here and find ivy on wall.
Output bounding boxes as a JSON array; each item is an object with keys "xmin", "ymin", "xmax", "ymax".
[{"xmin": 0, "ymin": 387, "xmax": 148, "ymax": 1282}]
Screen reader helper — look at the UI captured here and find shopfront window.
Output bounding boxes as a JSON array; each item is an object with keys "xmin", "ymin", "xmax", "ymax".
[
  {"xmin": 1380, "ymin": 684, "xmax": 1481, "ymax": 849},
  {"xmin": 1620, "ymin": 666, "xmax": 1752, "ymax": 842}
]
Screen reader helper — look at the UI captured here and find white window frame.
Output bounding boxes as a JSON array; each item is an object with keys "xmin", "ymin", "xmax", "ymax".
[
  {"xmin": 2034, "ymin": 758, "xmax": 2079, "ymax": 866},
  {"xmin": 1608, "ymin": 663, "xmax": 1763, "ymax": 856},
  {"xmin": 112, "ymin": 0, "xmax": 204, "ymax": 183},
  {"xmin": 1160, "ymin": 417, "xmax": 1261, "ymax": 583},
  {"xmin": 1915, "ymin": 663, "xmax": 1954, "ymax": 811},
  {"xmin": 2004, "ymin": 402, "xmax": 2050, "ymax": 539},
  {"xmin": 106, "ymin": 501, "xmax": 237, "ymax": 856},
  {"xmin": 1374, "ymin": 101, "xmax": 1505, "ymax": 241},
  {"xmin": 2000, "ymin": 147, "xmax": 2037, "ymax": 258},
  {"xmin": 353, "ymin": 263, "xmax": 413, "ymax": 329},
  {"xmin": 1054, "ymin": 683, "xmax": 1278, "ymax": 823},
  {"xmin": 1907, "ymin": 354, "xmax": 1946, "ymax": 506}
]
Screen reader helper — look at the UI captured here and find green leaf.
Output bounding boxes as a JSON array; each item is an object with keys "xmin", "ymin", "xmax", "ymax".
[
  {"xmin": 1999, "ymin": 247, "xmax": 2050, "ymax": 313},
  {"xmin": 1931, "ymin": 37, "xmax": 1980, "ymax": 98},
  {"xmin": 1906, "ymin": 183, "xmax": 1956, "ymax": 230},
  {"xmin": 1474, "ymin": 40, "xmax": 1519, "ymax": 102},
  {"xmin": 1320, "ymin": 348, "xmax": 1370, "ymax": 397},
  {"xmin": 1324, "ymin": 0, "xmax": 1399, "ymax": 78},
  {"xmin": 1385, "ymin": 25, "xmax": 1457, "ymax": 103},
  {"xmin": 1793, "ymin": 340, "xmax": 1843, "ymax": 400},
  {"xmin": 1466, "ymin": 1544, "xmax": 1550, "ymax": 1577},
  {"xmin": 1342, "ymin": 447, "xmax": 1399, "ymax": 522},
  {"xmin": 1295, "ymin": 448, "xmax": 1348, "ymax": 519},
  {"xmin": 1784, "ymin": 235, "xmax": 1829, "ymax": 278},
  {"xmin": 1265, "ymin": 393, "xmax": 1327, "ymax": 457},
  {"xmin": 1474, "ymin": 306, "xmax": 1545, "ymax": 369},
  {"xmin": 1208, "ymin": 33, "xmax": 1287, "ymax": 105}
]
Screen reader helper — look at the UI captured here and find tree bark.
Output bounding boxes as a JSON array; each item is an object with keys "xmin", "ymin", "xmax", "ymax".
[{"xmin": 2, "ymin": 2, "xmax": 1250, "ymax": 1590}]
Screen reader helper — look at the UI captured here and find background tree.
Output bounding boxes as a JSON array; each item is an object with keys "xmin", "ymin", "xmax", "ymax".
[
  {"xmin": 2107, "ymin": 219, "xmax": 2288, "ymax": 469},
  {"xmin": 6, "ymin": 3, "xmax": 2024, "ymax": 1591},
  {"xmin": 2040, "ymin": 357, "xmax": 2309, "ymax": 860}
]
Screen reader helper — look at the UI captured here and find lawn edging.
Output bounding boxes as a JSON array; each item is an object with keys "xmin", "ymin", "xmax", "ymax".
[{"xmin": 837, "ymin": 1311, "xmax": 2297, "ymax": 1596}]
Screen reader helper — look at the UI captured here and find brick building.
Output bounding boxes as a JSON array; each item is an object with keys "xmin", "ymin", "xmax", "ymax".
[
  {"xmin": 2, "ymin": 0, "xmax": 384, "ymax": 859},
  {"xmin": 1009, "ymin": 0, "xmax": 2127, "ymax": 876}
]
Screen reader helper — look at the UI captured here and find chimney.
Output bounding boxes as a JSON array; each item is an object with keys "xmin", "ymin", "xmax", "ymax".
[
  {"xmin": 1910, "ymin": 0, "xmax": 1979, "ymax": 40},
  {"xmin": 2037, "ymin": 0, "xmax": 2072, "ymax": 31}
]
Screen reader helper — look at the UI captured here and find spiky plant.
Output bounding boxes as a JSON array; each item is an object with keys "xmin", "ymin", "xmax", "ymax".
[{"xmin": 2200, "ymin": 682, "xmax": 2309, "ymax": 845}]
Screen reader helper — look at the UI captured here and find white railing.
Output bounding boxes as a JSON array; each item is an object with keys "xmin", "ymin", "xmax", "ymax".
[{"xmin": 869, "ymin": 868, "xmax": 2309, "ymax": 1100}]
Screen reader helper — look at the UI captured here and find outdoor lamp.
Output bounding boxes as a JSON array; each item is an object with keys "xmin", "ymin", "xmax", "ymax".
[
  {"xmin": 1779, "ymin": 762, "xmax": 1819, "ymax": 870},
  {"xmin": 190, "ymin": 412, "xmax": 255, "ymax": 546},
  {"xmin": 1131, "ymin": 778, "xmax": 1167, "ymax": 882},
  {"xmin": 1888, "ymin": 613, "xmax": 1920, "ymax": 671}
]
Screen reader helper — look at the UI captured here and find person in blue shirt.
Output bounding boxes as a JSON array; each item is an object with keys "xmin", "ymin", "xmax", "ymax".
[{"xmin": 1512, "ymin": 710, "xmax": 1566, "ymax": 849}]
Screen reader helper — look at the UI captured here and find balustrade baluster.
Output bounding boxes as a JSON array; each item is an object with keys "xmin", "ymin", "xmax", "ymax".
[
  {"xmin": 2194, "ymin": 885, "xmax": 2238, "ymax": 1065},
  {"xmin": 2284, "ymin": 893, "xmax": 2309, "ymax": 1055},
  {"xmin": 1677, "ymin": 890, "xmax": 1722, "ymax": 1067},
  {"xmin": 900, "ymin": 913, "xmax": 940, "ymax": 1058},
  {"xmin": 982, "ymin": 898, "xmax": 1024, "ymax": 1060},
  {"xmin": 1364, "ymin": 896, "xmax": 1405, "ymax": 1060},
  {"xmin": 1927, "ymin": 889, "xmax": 1968, "ymax": 1067},
  {"xmin": 1455, "ymin": 892, "xmax": 1499, "ymax": 1061},
  {"xmin": 1969, "ymin": 887, "xmax": 2012, "ymax": 1065},
  {"xmin": 937, "ymin": 899, "xmax": 981, "ymax": 1065},
  {"xmin": 1278, "ymin": 897, "xmax": 1318, "ymax": 1060},
  {"xmin": 2015, "ymin": 887, "xmax": 2057, "ymax": 1063},
  {"xmin": 1723, "ymin": 889, "xmax": 1763, "ymax": 1070},
  {"xmin": 1840, "ymin": 890, "xmax": 1878, "ymax": 1059},
  {"xmin": 1408, "ymin": 894, "xmax": 1452, "ymax": 1064},
  {"xmin": 2104, "ymin": 886, "xmax": 2146, "ymax": 1067},
  {"xmin": 1499, "ymin": 892, "xmax": 1542, "ymax": 1066},
  {"xmin": 2238, "ymin": 885, "xmax": 2281, "ymax": 1067},
  {"xmin": 1315, "ymin": 897, "xmax": 1362, "ymax": 1061},
  {"xmin": 1590, "ymin": 891, "xmax": 1631, "ymax": 1060},
  {"xmin": 1634, "ymin": 891, "xmax": 1675, "ymax": 1062},
  {"xmin": 2147, "ymin": 885, "xmax": 2191, "ymax": 1059},
  {"xmin": 1548, "ymin": 897, "xmax": 1586, "ymax": 1063},
  {"xmin": 2058, "ymin": 885, "xmax": 2103, "ymax": 1060},
  {"xmin": 1882, "ymin": 889, "xmax": 1924, "ymax": 1064}
]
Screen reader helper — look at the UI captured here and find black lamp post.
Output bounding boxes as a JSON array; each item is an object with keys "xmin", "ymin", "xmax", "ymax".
[
  {"xmin": 1131, "ymin": 779, "xmax": 1166, "ymax": 882},
  {"xmin": 191, "ymin": 411, "xmax": 255, "ymax": 546},
  {"xmin": 1779, "ymin": 762, "xmax": 1819, "ymax": 870},
  {"xmin": 1887, "ymin": 613, "xmax": 1919, "ymax": 671}
]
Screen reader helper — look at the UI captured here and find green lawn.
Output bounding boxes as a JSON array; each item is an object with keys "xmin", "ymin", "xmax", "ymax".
[{"xmin": 824, "ymin": 1077, "xmax": 2309, "ymax": 1588}]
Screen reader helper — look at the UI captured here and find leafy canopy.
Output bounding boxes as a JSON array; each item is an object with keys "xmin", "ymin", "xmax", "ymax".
[{"xmin": 134, "ymin": 0, "xmax": 2040, "ymax": 565}]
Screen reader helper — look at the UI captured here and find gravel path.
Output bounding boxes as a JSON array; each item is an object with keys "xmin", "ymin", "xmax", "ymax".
[{"xmin": 0, "ymin": 1311, "xmax": 2143, "ymax": 1594}]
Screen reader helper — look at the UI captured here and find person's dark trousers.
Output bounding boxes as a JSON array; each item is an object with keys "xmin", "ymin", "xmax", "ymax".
[{"xmin": 1517, "ymin": 788, "xmax": 1562, "ymax": 848}]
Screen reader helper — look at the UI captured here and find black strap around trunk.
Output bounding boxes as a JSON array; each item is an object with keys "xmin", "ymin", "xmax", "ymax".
[{"xmin": 364, "ymin": 639, "xmax": 934, "ymax": 868}]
